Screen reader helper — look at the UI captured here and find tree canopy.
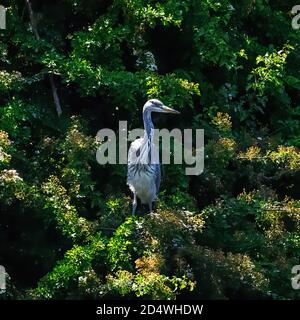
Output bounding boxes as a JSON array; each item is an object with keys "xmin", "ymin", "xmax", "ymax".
[{"xmin": 0, "ymin": 0, "xmax": 300, "ymax": 300}]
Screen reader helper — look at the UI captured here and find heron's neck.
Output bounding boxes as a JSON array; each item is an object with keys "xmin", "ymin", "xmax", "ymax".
[{"xmin": 143, "ymin": 110, "xmax": 154, "ymax": 141}]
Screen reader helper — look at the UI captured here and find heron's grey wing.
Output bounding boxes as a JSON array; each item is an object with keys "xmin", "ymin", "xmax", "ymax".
[
  {"xmin": 149, "ymin": 142, "xmax": 160, "ymax": 195},
  {"xmin": 128, "ymin": 139, "xmax": 141, "ymax": 164},
  {"xmin": 127, "ymin": 138, "xmax": 143, "ymax": 185},
  {"xmin": 154, "ymin": 164, "xmax": 160, "ymax": 195},
  {"xmin": 127, "ymin": 145, "xmax": 136, "ymax": 185}
]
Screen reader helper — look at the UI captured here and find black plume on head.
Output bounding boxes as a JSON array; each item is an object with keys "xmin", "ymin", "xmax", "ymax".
[{"xmin": 149, "ymin": 99, "xmax": 163, "ymax": 107}]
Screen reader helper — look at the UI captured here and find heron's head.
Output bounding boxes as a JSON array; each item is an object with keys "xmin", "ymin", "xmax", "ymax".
[{"xmin": 143, "ymin": 99, "xmax": 180, "ymax": 114}]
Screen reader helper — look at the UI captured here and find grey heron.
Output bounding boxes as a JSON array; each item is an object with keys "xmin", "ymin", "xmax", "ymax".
[{"xmin": 127, "ymin": 99, "xmax": 180, "ymax": 215}]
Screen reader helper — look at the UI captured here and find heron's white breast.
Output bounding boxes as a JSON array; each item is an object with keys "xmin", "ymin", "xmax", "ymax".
[{"xmin": 129, "ymin": 170, "xmax": 156, "ymax": 204}]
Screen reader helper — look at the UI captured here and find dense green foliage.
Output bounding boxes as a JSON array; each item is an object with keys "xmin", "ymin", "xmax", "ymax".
[{"xmin": 0, "ymin": 0, "xmax": 300, "ymax": 299}]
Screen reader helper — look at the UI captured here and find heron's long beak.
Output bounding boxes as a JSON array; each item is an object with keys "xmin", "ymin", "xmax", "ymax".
[{"xmin": 162, "ymin": 105, "xmax": 180, "ymax": 114}]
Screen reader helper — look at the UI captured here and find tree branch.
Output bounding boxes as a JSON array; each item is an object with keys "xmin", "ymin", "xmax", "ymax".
[{"xmin": 25, "ymin": 0, "xmax": 62, "ymax": 117}]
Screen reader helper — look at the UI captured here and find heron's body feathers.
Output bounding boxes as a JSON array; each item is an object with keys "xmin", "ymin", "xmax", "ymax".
[
  {"xmin": 127, "ymin": 138, "xmax": 160, "ymax": 204},
  {"xmin": 127, "ymin": 166, "xmax": 157, "ymax": 204}
]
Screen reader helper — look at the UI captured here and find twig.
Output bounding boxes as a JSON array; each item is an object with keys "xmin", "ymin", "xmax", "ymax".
[
  {"xmin": 263, "ymin": 207, "xmax": 300, "ymax": 213},
  {"xmin": 25, "ymin": 0, "xmax": 62, "ymax": 117},
  {"xmin": 49, "ymin": 74, "xmax": 62, "ymax": 117},
  {"xmin": 98, "ymin": 227, "xmax": 116, "ymax": 231}
]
